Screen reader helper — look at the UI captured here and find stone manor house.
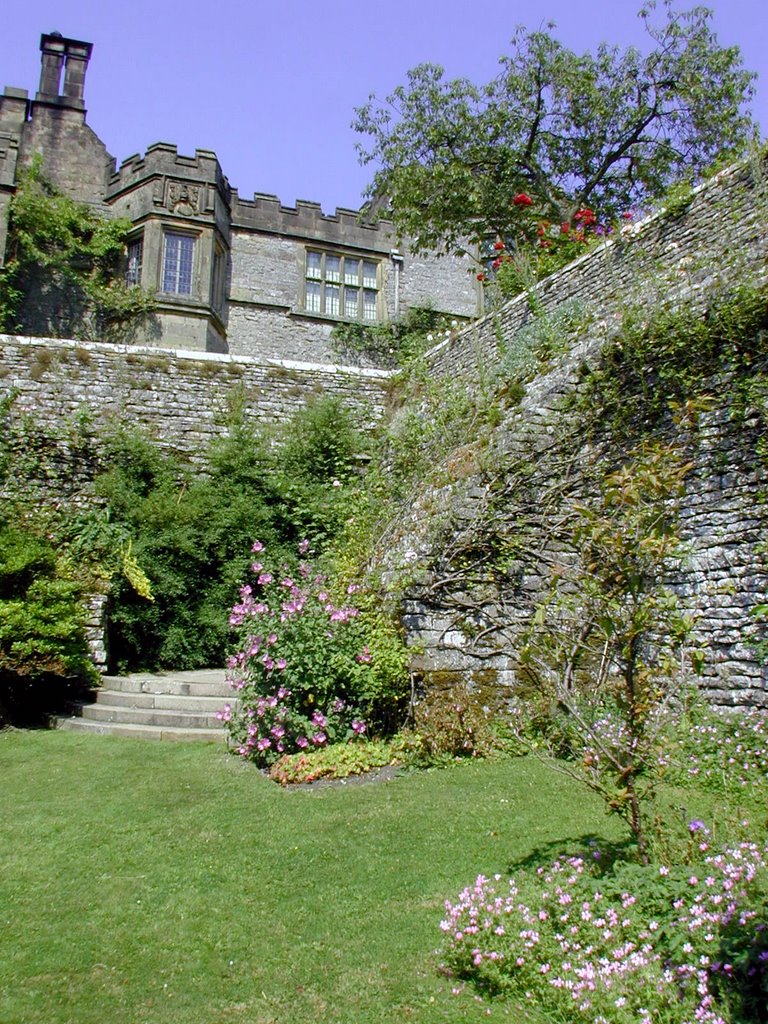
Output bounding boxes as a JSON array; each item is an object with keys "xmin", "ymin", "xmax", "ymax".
[{"xmin": 0, "ymin": 32, "xmax": 481, "ymax": 361}]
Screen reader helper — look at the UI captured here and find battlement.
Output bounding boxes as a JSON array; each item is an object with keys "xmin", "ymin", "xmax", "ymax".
[
  {"xmin": 231, "ymin": 188, "xmax": 391, "ymax": 250},
  {"xmin": 108, "ymin": 143, "xmax": 232, "ymax": 205}
]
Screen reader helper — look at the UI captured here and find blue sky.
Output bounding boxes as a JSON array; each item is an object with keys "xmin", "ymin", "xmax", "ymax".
[{"xmin": 4, "ymin": 0, "xmax": 766, "ymax": 213}]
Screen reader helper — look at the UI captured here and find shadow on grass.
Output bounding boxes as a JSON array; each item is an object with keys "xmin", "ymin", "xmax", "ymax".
[{"xmin": 508, "ymin": 833, "xmax": 638, "ymax": 875}]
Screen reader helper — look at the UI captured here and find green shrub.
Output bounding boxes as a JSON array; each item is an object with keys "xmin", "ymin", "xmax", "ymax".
[
  {"xmin": 271, "ymin": 396, "xmax": 366, "ymax": 544},
  {"xmin": 96, "ymin": 424, "xmax": 283, "ymax": 671},
  {"xmin": 332, "ymin": 305, "xmax": 462, "ymax": 368},
  {"xmin": 404, "ymin": 682, "xmax": 500, "ymax": 762},
  {"xmin": 0, "ymin": 521, "xmax": 98, "ymax": 724}
]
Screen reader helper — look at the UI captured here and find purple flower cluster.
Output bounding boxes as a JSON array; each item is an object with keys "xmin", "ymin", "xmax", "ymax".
[{"xmin": 440, "ymin": 840, "xmax": 768, "ymax": 1023}]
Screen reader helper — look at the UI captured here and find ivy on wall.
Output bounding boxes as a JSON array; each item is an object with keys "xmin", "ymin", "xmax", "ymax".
[{"xmin": 0, "ymin": 160, "xmax": 156, "ymax": 342}]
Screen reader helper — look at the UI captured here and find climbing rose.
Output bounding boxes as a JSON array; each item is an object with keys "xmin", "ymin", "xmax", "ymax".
[{"xmin": 513, "ymin": 193, "xmax": 533, "ymax": 206}]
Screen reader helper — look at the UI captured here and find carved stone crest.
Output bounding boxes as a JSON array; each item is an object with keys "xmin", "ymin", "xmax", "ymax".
[{"xmin": 166, "ymin": 179, "xmax": 201, "ymax": 215}]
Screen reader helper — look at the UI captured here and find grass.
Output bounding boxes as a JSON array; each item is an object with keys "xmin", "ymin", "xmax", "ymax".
[{"xmin": 0, "ymin": 731, "xmax": 622, "ymax": 1024}]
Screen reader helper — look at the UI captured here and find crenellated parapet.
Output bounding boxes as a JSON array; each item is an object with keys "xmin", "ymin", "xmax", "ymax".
[
  {"xmin": 107, "ymin": 143, "xmax": 232, "ymax": 234},
  {"xmin": 231, "ymin": 189, "xmax": 393, "ymax": 251}
]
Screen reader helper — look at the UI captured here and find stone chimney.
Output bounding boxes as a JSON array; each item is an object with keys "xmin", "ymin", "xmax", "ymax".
[{"xmin": 37, "ymin": 31, "xmax": 93, "ymax": 109}]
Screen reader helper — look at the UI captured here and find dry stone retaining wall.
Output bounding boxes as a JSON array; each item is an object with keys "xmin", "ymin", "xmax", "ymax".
[
  {"xmin": 0, "ymin": 336, "xmax": 390, "ymax": 467},
  {"xmin": 380, "ymin": 156, "xmax": 768, "ymax": 708}
]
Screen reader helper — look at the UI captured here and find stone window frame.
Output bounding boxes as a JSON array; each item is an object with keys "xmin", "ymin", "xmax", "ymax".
[
  {"xmin": 211, "ymin": 240, "xmax": 227, "ymax": 314},
  {"xmin": 303, "ymin": 249, "xmax": 380, "ymax": 322},
  {"xmin": 161, "ymin": 230, "xmax": 197, "ymax": 296}
]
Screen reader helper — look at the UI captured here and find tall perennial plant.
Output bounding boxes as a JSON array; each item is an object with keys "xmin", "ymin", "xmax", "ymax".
[{"xmin": 221, "ymin": 540, "xmax": 406, "ymax": 766}]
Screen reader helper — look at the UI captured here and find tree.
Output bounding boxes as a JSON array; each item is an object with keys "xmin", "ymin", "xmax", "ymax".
[
  {"xmin": 0, "ymin": 161, "xmax": 155, "ymax": 342},
  {"xmin": 353, "ymin": 1, "xmax": 757, "ymax": 256}
]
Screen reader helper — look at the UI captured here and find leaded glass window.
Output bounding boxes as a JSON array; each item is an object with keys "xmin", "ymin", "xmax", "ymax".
[
  {"xmin": 126, "ymin": 237, "xmax": 143, "ymax": 286},
  {"xmin": 162, "ymin": 233, "xmax": 195, "ymax": 295},
  {"xmin": 304, "ymin": 251, "xmax": 379, "ymax": 321}
]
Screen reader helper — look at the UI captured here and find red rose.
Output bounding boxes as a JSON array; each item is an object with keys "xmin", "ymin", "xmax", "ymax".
[
  {"xmin": 561, "ymin": 223, "xmax": 571, "ymax": 234},
  {"xmin": 476, "ymin": 272, "xmax": 486, "ymax": 281},
  {"xmin": 493, "ymin": 240, "xmax": 505, "ymax": 251},
  {"xmin": 513, "ymin": 193, "xmax": 533, "ymax": 207},
  {"xmin": 491, "ymin": 258, "xmax": 501, "ymax": 269}
]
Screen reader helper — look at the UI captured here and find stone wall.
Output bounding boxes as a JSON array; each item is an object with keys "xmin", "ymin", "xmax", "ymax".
[
  {"xmin": 378, "ymin": 155, "xmax": 768, "ymax": 709},
  {"xmin": 0, "ymin": 335, "xmax": 390, "ymax": 465},
  {"xmin": 3, "ymin": 154, "xmax": 768, "ymax": 705}
]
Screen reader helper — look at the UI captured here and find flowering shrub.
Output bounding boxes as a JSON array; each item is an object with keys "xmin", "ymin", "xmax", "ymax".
[
  {"xmin": 659, "ymin": 705, "xmax": 768, "ymax": 793},
  {"xmin": 440, "ymin": 837, "xmax": 768, "ymax": 1023},
  {"xmin": 222, "ymin": 540, "xmax": 409, "ymax": 766}
]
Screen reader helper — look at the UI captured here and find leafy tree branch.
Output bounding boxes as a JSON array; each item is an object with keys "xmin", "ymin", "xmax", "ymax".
[{"xmin": 354, "ymin": 1, "xmax": 757, "ymax": 255}]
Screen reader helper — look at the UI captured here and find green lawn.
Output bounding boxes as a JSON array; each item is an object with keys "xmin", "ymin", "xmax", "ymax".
[{"xmin": 0, "ymin": 732, "xmax": 619, "ymax": 1024}]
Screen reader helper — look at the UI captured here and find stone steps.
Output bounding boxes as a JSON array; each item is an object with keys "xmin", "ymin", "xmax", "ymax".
[{"xmin": 56, "ymin": 670, "xmax": 234, "ymax": 742}]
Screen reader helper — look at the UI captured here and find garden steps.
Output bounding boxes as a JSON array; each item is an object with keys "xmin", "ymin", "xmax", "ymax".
[{"xmin": 55, "ymin": 669, "xmax": 233, "ymax": 742}]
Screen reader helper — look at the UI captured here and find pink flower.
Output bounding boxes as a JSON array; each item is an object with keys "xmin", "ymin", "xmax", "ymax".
[
  {"xmin": 352, "ymin": 719, "xmax": 367, "ymax": 735},
  {"xmin": 257, "ymin": 572, "xmax": 273, "ymax": 585},
  {"xmin": 296, "ymin": 736, "xmax": 309, "ymax": 749},
  {"xmin": 298, "ymin": 539, "xmax": 310, "ymax": 554},
  {"xmin": 251, "ymin": 540, "xmax": 264, "ymax": 553}
]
